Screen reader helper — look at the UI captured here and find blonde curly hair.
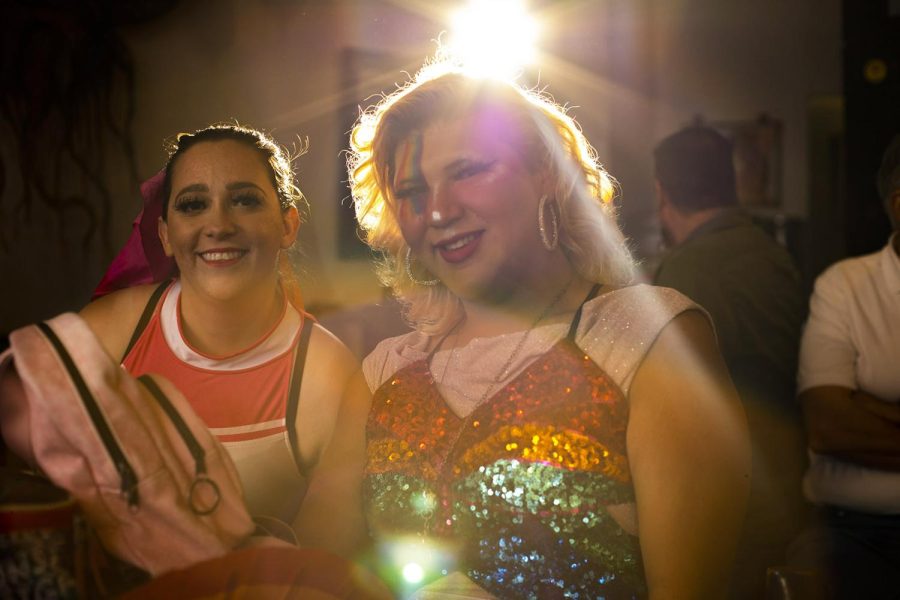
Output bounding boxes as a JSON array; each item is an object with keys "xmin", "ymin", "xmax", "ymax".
[{"xmin": 348, "ymin": 62, "xmax": 636, "ymax": 335}]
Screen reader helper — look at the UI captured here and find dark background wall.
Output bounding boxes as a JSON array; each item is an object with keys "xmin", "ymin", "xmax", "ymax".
[
  {"xmin": 0, "ymin": 0, "xmax": 868, "ymax": 337},
  {"xmin": 842, "ymin": 0, "xmax": 900, "ymax": 257}
]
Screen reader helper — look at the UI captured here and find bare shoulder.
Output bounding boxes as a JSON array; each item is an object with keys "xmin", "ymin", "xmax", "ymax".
[
  {"xmin": 294, "ymin": 321, "xmax": 368, "ymax": 466},
  {"xmin": 657, "ymin": 307, "xmax": 717, "ymax": 344},
  {"xmin": 308, "ymin": 322, "xmax": 359, "ymax": 380},
  {"xmin": 301, "ymin": 322, "xmax": 363, "ymax": 407},
  {"xmin": 629, "ymin": 308, "xmax": 743, "ymax": 449},
  {"xmin": 79, "ymin": 284, "xmax": 160, "ymax": 360},
  {"xmin": 636, "ymin": 309, "xmax": 722, "ymax": 384}
]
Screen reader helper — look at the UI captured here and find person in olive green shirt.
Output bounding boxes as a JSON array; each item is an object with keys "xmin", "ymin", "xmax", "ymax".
[{"xmin": 653, "ymin": 125, "xmax": 808, "ymax": 600}]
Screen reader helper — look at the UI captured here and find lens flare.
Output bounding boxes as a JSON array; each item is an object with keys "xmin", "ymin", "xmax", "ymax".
[
  {"xmin": 402, "ymin": 562, "xmax": 425, "ymax": 584},
  {"xmin": 379, "ymin": 535, "xmax": 458, "ymax": 591},
  {"xmin": 447, "ymin": 0, "xmax": 539, "ymax": 80}
]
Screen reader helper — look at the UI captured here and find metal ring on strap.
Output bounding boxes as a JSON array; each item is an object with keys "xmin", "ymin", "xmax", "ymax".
[{"xmin": 188, "ymin": 475, "xmax": 221, "ymax": 516}]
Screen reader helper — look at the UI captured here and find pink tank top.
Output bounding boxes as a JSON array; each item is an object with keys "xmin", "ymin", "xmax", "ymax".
[{"xmin": 122, "ymin": 280, "xmax": 309, "ymax": 521}]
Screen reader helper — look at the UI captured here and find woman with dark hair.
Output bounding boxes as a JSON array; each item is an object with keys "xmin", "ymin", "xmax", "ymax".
[
  {"xmin": 80, "ymin": 124, "xmax": 368, "ymax": 555},
  {"xmin": 346, "ymin": 63, "xmax": 751, "ymax": 598}
]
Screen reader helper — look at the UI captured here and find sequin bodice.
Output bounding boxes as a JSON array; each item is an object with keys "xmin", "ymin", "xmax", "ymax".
[{"xmin": 364, "ymin": 337, "xmax": 646, "ymax": 598}]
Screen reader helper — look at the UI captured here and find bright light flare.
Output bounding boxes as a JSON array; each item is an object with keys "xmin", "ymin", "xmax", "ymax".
[
  {"xmin": 402, "ymin": 562, "xmax": 425, "ymax": 584},
  {"xmin": 380, "ymin": 535, "xmax": 455, "ymax": 590},
  {"xmin": 447, "ymin": 0, "xmax": 539, "ymax": 79}
]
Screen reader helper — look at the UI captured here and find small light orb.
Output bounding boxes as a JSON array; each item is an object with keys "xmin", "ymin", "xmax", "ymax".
[{"xmin": 411, "ymin": 490, "xmax": 437, "ymax": 514}]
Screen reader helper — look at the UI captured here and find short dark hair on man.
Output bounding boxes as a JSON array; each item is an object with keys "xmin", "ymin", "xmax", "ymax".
[
  {"xmin": 876, "ymin": 133, "xmax": 900, "ymax": 203},
  {"xmin": 654, "ymin": 125, "xmax": 738, "ymax": 211}
]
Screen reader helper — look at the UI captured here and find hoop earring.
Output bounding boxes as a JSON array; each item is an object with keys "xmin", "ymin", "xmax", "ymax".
[
  {"xmin": 538, "ymin": 195, "xmax": 559, "ymax": 251},
  {"xmin": 405, "ymin": 248, "xmax": 439, "ymax": 286}
]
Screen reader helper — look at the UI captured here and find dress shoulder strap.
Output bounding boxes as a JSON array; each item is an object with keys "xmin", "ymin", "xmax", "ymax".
[
  {"xmin": 566, "ymin": 283, "xmax": 603, "ymax": 342},
  {"xmin": 121, "ymin": 280, "xmax": 170, "ymax": 362},
  {"xmin": 285, "ymin": 316, "xmax": 314, "ymax": 475}
]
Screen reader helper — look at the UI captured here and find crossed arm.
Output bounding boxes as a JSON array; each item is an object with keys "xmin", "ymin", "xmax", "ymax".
[
  {"xmin": 800, "ymin": 386, "xmax": 900, "ymax": 471},
  {"xmin": 797, "ymin": 264, "xmax": 900, "ymax": 472}
]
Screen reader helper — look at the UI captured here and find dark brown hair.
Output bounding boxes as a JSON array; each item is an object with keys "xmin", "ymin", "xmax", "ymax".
[{"xmin": 162, "ymin": 124, "xmax": 304, "ymax": 220}]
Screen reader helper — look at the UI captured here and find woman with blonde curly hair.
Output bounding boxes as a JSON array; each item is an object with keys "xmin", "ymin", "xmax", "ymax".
[{"xmin": 347, "ymin": 63, "xmax": 750, "ymax": 598}]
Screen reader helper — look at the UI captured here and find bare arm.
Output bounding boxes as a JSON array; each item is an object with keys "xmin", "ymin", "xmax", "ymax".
[
  {"xmin": 292, "ymin": 371, "xmax": 370, "ymax": 557},
  {"xmin": 292, "ymin": 326, "xmax": 371, "ymax": 558},
  {"xmin": 800, "ymin": 385, "xmax": 900, "ymax": 471},
  {"xmin": 79, "ymin": 285, "xmax": 157, "ymax": 361},
  {"xmin": 628, "ymin": 310, "xmax": 751, "ymax": 599}
]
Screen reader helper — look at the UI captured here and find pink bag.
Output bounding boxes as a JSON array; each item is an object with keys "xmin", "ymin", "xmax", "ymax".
[{"xmin": 0, "ymin": 313, "xmax": 256, "ymax": 576}]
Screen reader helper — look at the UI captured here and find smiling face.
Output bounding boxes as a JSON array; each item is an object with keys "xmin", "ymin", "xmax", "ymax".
[
  {"xmin": 158, "ymin": 140, "xmax": 299, "ymax": 302},
  {"xmin": 391, "ymin": 109, "xmax": 550, "ymax": 301}
]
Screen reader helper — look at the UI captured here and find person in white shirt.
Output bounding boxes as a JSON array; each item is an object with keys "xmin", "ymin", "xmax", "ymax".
[{"xmin": 789, "ymin": 134, "xmax": 900, "ymax": 599}]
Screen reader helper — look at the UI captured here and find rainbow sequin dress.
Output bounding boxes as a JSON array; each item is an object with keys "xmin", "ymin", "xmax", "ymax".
[{"xmin": 363, "ymin": 285, "xmax": 696, "ymax": 599}]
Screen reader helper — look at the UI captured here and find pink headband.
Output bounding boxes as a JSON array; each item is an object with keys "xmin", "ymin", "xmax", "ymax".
[{"xmin": 91, "ymin": 170, "xmax": 176, "ymax": 300}]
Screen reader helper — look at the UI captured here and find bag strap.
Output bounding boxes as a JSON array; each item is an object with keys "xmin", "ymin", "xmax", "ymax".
[
  {"xmin": 36, "ymin": 322, "xmax": 140, "ymax": 507},
  {"xmin": 285, "ymin": 317, "xmax": 314, "ymax": 475},
  {"xmin": 137, "ymin": 375, "xmax": 207, "ymax": 474},
  {"xmin": 121, "ymin": 280, "xmax": 170, "ymax": 363},
  {"xmin": 137, "ymin": 374, "xmax": 222, "ymax": 517}
]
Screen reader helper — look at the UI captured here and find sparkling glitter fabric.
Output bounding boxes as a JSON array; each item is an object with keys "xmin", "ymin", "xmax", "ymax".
[{"xmin": 364, "ymin": 338, "xmax": 647, "ymax": 599}]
